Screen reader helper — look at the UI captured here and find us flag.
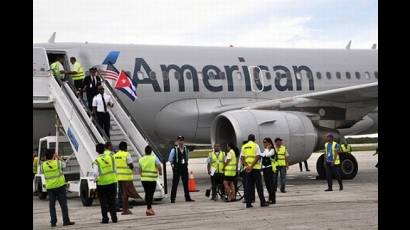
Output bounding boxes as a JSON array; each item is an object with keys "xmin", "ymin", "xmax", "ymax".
[{"xmin": 100, "ymin": 63, "xmax": 119, "ymax": 81}]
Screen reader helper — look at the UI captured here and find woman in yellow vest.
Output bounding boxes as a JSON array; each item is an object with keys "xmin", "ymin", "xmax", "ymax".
[
  {"xmin": 139, "ymin": 145, "xmax": 162, "ymax": 216},
  {"xmin": 206, "ymin": 143, "xmax": 225, "ymax": 200},
  {"xmin": 223, "ymin": 143, "xmax": 239, "ymax": 201},
  {"xmin": 41, "ymin": 149, "xmax": 75, "ymax": 227}
]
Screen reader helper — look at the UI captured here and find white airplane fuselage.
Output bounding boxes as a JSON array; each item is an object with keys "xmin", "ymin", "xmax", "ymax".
[{"xmin": 33, "ymin": 43, "xmax": 378, "ymax": 159}]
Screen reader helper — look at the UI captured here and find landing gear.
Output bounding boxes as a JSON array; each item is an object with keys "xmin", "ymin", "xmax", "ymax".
[{"xmin": 316, "ymin": 153, "xmax": 358, "ymax": 180}]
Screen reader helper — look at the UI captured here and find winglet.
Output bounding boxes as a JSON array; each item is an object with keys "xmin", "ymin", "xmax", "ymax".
[
  {"xmin": 345, "ymin": 40, "xmax": 351, "ymax": 49},
  {"xmin": 48, "ymin": 32, "xmax": 56, "ymax": 43},
  {"xmin": 371, "ymin": 43, "xmax": 377, "ymax": 49}
]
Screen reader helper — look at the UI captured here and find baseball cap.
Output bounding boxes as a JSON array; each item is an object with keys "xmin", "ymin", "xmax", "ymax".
[{"xmin": 176, "ymin": 135, "xmax": 184, "ymax": 141}]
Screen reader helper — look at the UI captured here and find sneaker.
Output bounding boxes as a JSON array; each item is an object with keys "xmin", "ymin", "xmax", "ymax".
[
  {"xmin": 280, "ymin": 190, "xmax": 286, "ymax": 193},
  {"xmin": 325, "ymin": 188, "xmax": 333, "ymax": 191},
  {"xmin": 246, "ymin": 204, "xmax": 253, "ymax": 208},
  {"xmin": 185, "ymin": 198, "xmax": 195, "ymax": 202},
  {"xmin": 63, "ymin": 221, "xmax": 75, "ymax": 226},
  {"xmin": 306, "ymin": 169, "xmax": 311, "ymax": 171}
]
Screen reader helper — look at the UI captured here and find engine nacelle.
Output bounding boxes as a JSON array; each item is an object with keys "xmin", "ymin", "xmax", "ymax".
[{"xmin": 211, "ymin": 110, "xmax": 318, "ymax": 165}]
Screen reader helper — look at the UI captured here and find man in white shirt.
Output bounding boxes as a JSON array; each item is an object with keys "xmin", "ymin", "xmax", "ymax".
[{"xmin": 92, "ymin": 85, "xmax": 113, "ymax": 138}]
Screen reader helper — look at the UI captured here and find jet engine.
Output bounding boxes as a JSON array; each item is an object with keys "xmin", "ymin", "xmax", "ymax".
[
  {"xmin": 211, "ymin": 110, "xmax": 358, "ymax": 179},
  {"xmin": 211, "ymin": 110, "xmax": 318, "ymax": 164}
]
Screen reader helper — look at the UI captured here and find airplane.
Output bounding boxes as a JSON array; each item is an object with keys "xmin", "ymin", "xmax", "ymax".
[{"xmin": 33, "ymin": 38, "xmax": 377, "ymax": 180}]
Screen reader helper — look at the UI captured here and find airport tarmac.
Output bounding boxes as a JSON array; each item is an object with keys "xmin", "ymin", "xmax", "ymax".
[{"xmin": 33, "ymin": 151, "xmax": 378, "ymax": 229}]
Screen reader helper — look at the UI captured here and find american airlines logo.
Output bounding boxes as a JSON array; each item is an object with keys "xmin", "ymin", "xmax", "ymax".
[{"xmin": 131, "ymin": 58, "xmax": 315, "ymax": 93}]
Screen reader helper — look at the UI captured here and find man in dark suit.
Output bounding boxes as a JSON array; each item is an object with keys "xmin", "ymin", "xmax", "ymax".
[{"xmin": 82, "ymin": 67, "xmax": 102, "ymax": 111}]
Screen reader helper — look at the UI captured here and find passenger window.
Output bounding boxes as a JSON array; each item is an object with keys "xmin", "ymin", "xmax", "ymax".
[
  {"xmin": 355, "ymin": 72, "xmax": 361, "ymax": 79},
  {"xmin": 307, "ymin": 71, "xmax": 313, "ymax": 81},
  {"xmin": 162, "ymin": 71, "xmax": 169, "ymax": 80},
  {"xmin": 237, "ymin": 72, "xmax": 242, "ymax": 80},
  {"xmin": 137, "ymin": 71, "xmax": 144, "ymax": 80},
  {"xmin": 374, "ymin": 71, "xmax": 378, "ymax": 79},
  {"xmin": 326, "ymin": 72, "xmax": 331, "ymax": 79},
  {"xmin": 346, "ymin": 72, "xmax": 351, "ymax": 79},
  {"xmin": 149, "ymin": 71, "xmax": 156, "ymax": 80},
  {"xmin": 219, "ymin": 72, "xmax": 226, "ymax": 80},
  {"xmin": 365, "ymin": 72, "xmax": 370, "ymax": 80},
  {"xmin": 265, "ymin": 71, "xmax": 272, "ymax": 80},
  {"xmin": 209, "ymin": 72, "xmax": 215, "ymax": 80},
  {"xmin": 175, "ymin": 71, "xmax": 181, "ymax": 80},
  {"xmin": 295, "ymin": 72, "xmax": 301, "ymax": 80},
  {"xmin": 316, "ymin": 72, "xmax": 322, "ymax": 80},
  {"xmin": 336, "ymin": 72, "xmax": 341, "ymax": 79},
  {"xmin": 185, "ymin": 72, "xmax": 192, "ymax": 80}
]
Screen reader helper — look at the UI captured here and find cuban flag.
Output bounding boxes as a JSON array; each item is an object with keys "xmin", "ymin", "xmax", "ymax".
[
  {"xmin": 114, "ymin": 70, "xmax": 138, "ymax": 101},
  {"xmin": 101, "ymin": 62, "xmax": 138, "ymax": 101}
]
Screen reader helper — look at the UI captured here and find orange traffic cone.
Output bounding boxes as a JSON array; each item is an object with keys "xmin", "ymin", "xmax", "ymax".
[{"xmin": 188, "ymin": 171, "xmax": 198, "ymax": 192}]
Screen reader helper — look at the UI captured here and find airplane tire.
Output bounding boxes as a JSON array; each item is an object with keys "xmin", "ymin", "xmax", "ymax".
[
  {"xmin": 316, "ymin": 154, "xmax": 326, "ymax": 179},
  {"xmin": 339, "ymin": 153, "xmax": 358, "ymax": 180},
  {"xmin": 80, "ymin": 180, "xmax": 93, "ymax": 206},
  {"xmin": 37, "ymin": 180, "xmax": 47, "ymax": 200}
]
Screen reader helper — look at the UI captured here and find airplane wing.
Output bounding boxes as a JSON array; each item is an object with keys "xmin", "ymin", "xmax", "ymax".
[{"xmin": 212, "ymin": 82, "xmax": 378, "ymax": 113}]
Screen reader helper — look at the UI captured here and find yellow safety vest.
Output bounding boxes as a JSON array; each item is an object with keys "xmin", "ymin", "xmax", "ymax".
[
  {"xmin": 341, "ymin": 144, "xmax": 352, "ymax": 153},
  {"xmin": 114, "ymin": 150, "xmax": 133, "ymax": 181},
  {"xmin": 209, "ymin": 151, "xmax": 225, "ymax": 173},
  {"xmin": 42, "ymin": 160, "xmax": 65, "ymax": 189},
  {"xmin": 242, "ymin": 141, "xmax": 261, "ymax": 170},
  {"xmin": 224, "ymin": 149, "xmax": 237, "ymax": 177},
  {"xmin": 33, "ymin": 156, "xmax": 38, "ymax": 174},
  {"xmin": 276, "ymin": 145, "xmax": 287, "ymax": 166},
  {"xmin": 325, "ymin": 142, "xmax": 340, "ymax": 165},
  {"xmin": 70, "ymin": 62, "xmax": 85, "ymax": 80},
  {"xmin": 139, "ymin": 155, "xmax": 158, "ymax": 182},
  {"xmin": 50, "ymin": 61, "xmax": 64, "ymax": 78},
  {"xmin": 94, "ymin": 153, "xmax": 117, "ymax": 186}
]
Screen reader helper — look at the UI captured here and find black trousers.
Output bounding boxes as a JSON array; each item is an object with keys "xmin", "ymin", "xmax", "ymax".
[
  {"xmin": 262, "ymin": 167, "xmax": 276, "ymax": 202},
  {"xmin": 241, "ymin": 170, "xmax": 255, "ymax": 201},
  {"xmin": 245, "ymin": 169, "xmax": 266, "ymax": 204},
  {"xmin": 170, "ymin": 164, "xmax": 191, "ymax": 200},
  {"xmin": 97, "ymin": 183, "xmax": 118, "ymax": 222},
  {"xmin": 299, "ymin": 160, "xmax": 309, "ymax": 171},
  {"xmin": 47, "ymin": 185, "xmax": 70, "ymax": 225},
  {"xmin": 325, "ymin": 162, "xmax": 343, "ymax": 189},
  {"xmin": 86, "ymin": 93, "xmax": 96, "ymax": 112},
  {"xmin": 73, "ymin": 79, "xmax": 83, "ymax": 91},
  {"xmin": 96, "ymin": 112, "xmax": 111, "ymax": 138},
  {"xmin": 142, "ymin": 181, "xmax": 157, "ymax": 209},
  {"xmin": 210, "ymin": 173, "xmax": 224, "ymax": 197}
]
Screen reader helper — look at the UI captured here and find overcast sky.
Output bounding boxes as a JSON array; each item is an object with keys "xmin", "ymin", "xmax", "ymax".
[{"xmin": 34, "ymin": 0, "xmax": 377, "ymax": 49}]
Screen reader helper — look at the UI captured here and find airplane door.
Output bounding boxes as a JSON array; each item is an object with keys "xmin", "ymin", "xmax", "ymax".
[{"xmin": 33, "ymin": 47, "xmax": 50, "ymax": 77}]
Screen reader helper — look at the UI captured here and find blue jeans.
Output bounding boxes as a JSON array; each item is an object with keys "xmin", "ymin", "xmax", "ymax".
[
  {"xmin": 273, "ymin": 166, "xmax": 287, "ymax": 191},
  {"xmin": 47, "ymin": 185, "xmax": 70, "ymax": 225}
]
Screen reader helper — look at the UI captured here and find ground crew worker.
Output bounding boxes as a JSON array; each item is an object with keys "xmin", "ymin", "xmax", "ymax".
[
  {"xmin": 41, "ymin": 149, "xmax": 75, "ymax": 227},
  {"xmin": 273, "ymin": 137, "xmax": 289, "ymax": 193},
  {"xmin": 92, "ymin": 143, "xmax": 118, "ymax": 224},
  {"xmin": 206, "ymin": 143, "xmax": 225, "ymax": 200},
  {"xmin": 168, "ymin": 135, "xmax": 195, "ymax": 203},
  {"xmin": 33, "ymin": 151, "xmax": 38, "ymax": 180},
  {"xmin": 240, "ymin": 140, "xmax": 255, "ymax": 204},
  {"xmin": 241, "ymin": 134, "xmax": 269, "ymax": 208},
  {"xmin": 324, "ymin": 133, "xmax": 343, "ymax": 191},
  {"xmin": 299, "ymin": 160, "xmax": 310, "ymax": 172},
  {"xmin": 104, "ymin": 142, "xmax": 122, "ymax": 212},
  {"xmin": 50, "ymin": 57, "xmax": 65, "ymax": 79},
  {"xmin": 66, "ymin": 57, "xmax": 85, "ymax": 91},
  {"xmin": 261, "ymin": 137, "xmax": 276, "ymax": 204},
  {"xmin": 114, "ymin": 141, "xmax": 140, "ymax": 215},
  {"xmin": 223, "ymin": 143, "xmax": 238, "ymax": 202},
  {"xmin": 139, "ymin": 145, "xmax": 162, "ymax": 216},
  {"xmin": 341, "ymin": 140, "xmax": 352, "ymax": 154}
]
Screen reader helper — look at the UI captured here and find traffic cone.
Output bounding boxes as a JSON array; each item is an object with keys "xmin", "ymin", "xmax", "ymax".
[{"xmin": 188, "ymin": 171, "xmax": 198, "ymax": 192}]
